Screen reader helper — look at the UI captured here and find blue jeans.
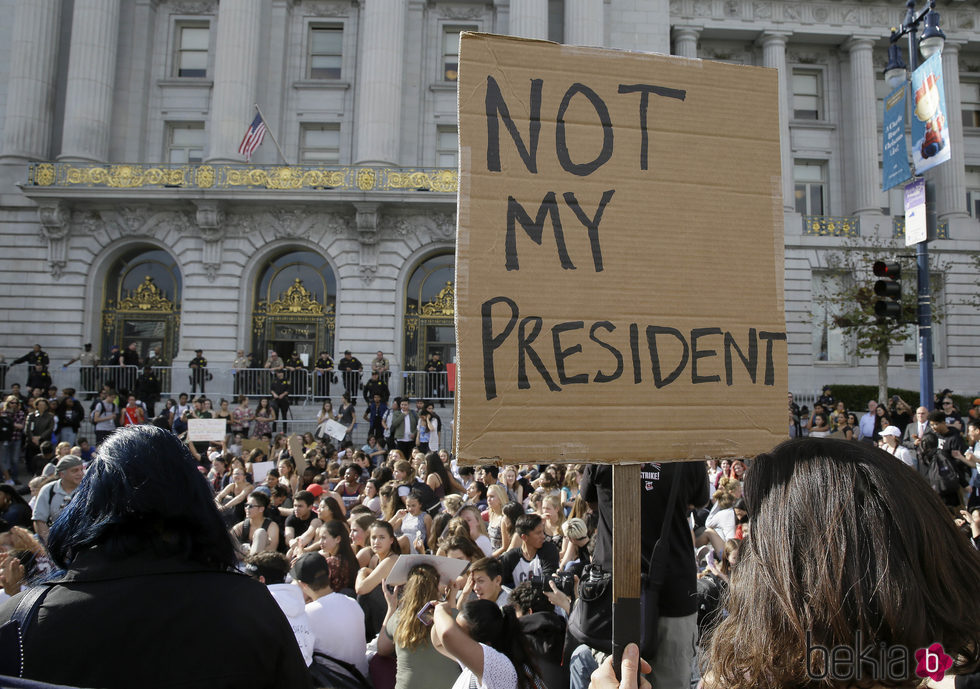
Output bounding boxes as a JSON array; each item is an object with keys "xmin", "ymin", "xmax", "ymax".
[
  {"xmin": 0, "ymin": 440, "xmax": 20, "ymax": 479},
  {"xmin": 569, "ymin": 644, "xmax": 599, "ymax": 689},
  {"xmin": 59, "ymin": 426, "xmax": 77, "ymax": 446}
]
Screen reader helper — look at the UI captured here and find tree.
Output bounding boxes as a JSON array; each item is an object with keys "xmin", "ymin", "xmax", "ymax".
[{"xmin": 812, "ymin": 236, "xmax": 946, "ymax": 405}]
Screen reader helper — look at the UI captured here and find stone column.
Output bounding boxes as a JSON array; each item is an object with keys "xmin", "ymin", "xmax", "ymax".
[
  {"xmin": 206, "ymin": 0, "xmax": 263, "ymax": 163},
  {"xmin": 844, "ymin": 36, "xmax": 880, "ymax": 217},
  {"xmin": 672, "ymin": 25, "xmax": 700, "ymax": 58},
  {"xmin": 353, "ymin": 0, "xmax": 406, "ymax": 166},
  {"xmin": 935, "ymin": 41, "xmax": 967, "ymax": 220},
  {"xmin": 760, "ymin": 31, "xmax": 794, "ymax": 213},
  {"xmin": 58, "ymin": 0, "xmax": 121, "ymax": 162},
  {"xmin": 0, "ymin": 0, "xmax": 62, "ymax": 161},
  {"xmin": 564, "ymin": 0, "xmax": 603, "ymax": 47},
  {"xmin": 509, "ymin": 0, "xmax": 548, "ymax": 40}
]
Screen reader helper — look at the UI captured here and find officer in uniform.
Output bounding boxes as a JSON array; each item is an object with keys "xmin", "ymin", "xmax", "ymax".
[
  {"xmin": 337, "ymin": 350, "xmax": 362, "ymax": 399},
  {"xmin": 270, "ymin": 369, "xmax": 291, "ymax": 432},
  {"xmin": 362, "ymin": 371, "xmax": 390, "ymax": 405},
  {"xmin": 424, "ymin": 352, "xmax": 446, "ymax": 405},
  {"xmin": 66, "ymin": 344, "xmax": 100, "ymax": 400},
  {"xmin": 313, "ymin": 351, "xmax": 334, "ymax": 399},
  {"xmin": 134, "ymin": 365, "xmax": 162, "ymax": 417},
  {"xmin": 284, "ymin": 351, "xmax": 307, "ymax": 398},
  {"xmin": 189, "ymin": 349, "xmax": 208, "ymax": 395},
  {"xmin": 13, "ymin": 344, "xmax": 50, "ymax": 388}
]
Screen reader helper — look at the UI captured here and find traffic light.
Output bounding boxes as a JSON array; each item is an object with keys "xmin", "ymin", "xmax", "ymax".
[{"xmin": 873, "ymin": 260, "xmax": 902, "ymax": 320}]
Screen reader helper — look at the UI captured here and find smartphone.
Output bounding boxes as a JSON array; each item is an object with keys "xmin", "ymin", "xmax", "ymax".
[{"xmin": 416, "ymin": 600, "xmax": 435, "ymax": 626}]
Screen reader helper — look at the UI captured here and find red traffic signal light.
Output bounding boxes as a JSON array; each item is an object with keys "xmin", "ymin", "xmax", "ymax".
[{"xmin": 873, "ymin": 261, "xmax": 900, "ymax": 279}]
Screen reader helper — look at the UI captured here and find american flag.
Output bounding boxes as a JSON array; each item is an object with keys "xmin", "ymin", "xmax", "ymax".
[{"xmin": 238, "ymin": 112, "xmax": 267, "ymax": 162}]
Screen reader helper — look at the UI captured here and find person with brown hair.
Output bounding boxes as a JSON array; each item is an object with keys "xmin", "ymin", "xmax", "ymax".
[
  {"xmin": 377, "ymin": 563, "xmax": 459, "ymax": 689},
  {"xmin": 703, "ymin": 437, "xmax": 980, "ymax": 689}
]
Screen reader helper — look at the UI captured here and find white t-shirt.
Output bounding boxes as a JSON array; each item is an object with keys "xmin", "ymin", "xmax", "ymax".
[
  {"xmin": 450, "ymin": 643, "xmax": 518, "ymax": 689},
  {"xmin": 475, "ymin": 534, "xmax": 493, "ymax": 557},
  {"xmin": 306, "ymin": 592, "xmax": 368, "ymax": 676},
  {"xmin": 706, "ymin": 507, "xmax": 737, "ymax": 541}
]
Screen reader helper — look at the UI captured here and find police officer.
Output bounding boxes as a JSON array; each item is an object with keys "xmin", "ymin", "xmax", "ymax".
[
  {"xmin": 270, "ymin": 369, "xmax": 291, "ymax": 433},
  {"xmin": 313, "ymin": 352, "xmax": 334, "ymax": 399},
  {"xmin": 284, "ymin": 351, "xmax": 307, "ymax": 398},
  {"xmin": 189, "ymin": 349, "xmax": 208, "ymax": 395},
  {"xmin": 424, "ymin": 352, "xmax": 446, "ymax": 406},
  {"xmin": 134, "ymin": 365, "xmax": 162, "ymax": 417},
  {"xmin": 13, "ymin": 344, "xmax": 50, "ymax": 387},
  {"xmin": 337, "ymin": 350, "xmax": 362, "ymax": 399}
]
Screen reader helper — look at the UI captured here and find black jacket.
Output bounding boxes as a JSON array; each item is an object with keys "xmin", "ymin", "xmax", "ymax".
[
  {"xmin": 0, "ymin": 550, "xmax": 312, "ymax": 689},
  {"xmin": 581, "ymin": 461, "xmax": 709, "ymax": 617},
  {"xmin": 518, "ymin": 612, "xmax": 566, "ymax": 689}
]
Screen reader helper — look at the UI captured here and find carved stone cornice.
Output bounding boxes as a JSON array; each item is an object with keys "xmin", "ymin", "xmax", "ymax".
[
  {"xmin": 165, "ymin": 0, "xmax": 216, "ymax": 14},
  {"xmin": 299, "ymin": 0, "xmax": 350, "ymax": 17},
  {"xmin": 380, "ymin": 210, "xmax": 455, "ymax": 241},
  {"xmin": 37, "ymin": 200, "xmax": 70, "ymax": 279}
]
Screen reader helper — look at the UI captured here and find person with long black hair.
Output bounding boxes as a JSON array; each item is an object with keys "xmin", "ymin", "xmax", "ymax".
[
  {"xmin": 431, "ymin": 597, "xmax": 544, "ymax": 689},
  {"xmin": 0, "ymin": 425, "xmax": 311, "ymax": 688}
]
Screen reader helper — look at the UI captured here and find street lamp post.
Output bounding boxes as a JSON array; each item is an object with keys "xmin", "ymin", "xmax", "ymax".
[{"xmin": 883, "ymin": 0, "xmax": 945, "ymax": 410}]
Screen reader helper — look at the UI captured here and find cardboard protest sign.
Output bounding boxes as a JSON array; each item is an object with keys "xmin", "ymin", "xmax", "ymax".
[
  {"xmin": 187, "ymin": 418, "xmax": 228, "ymax": 442},
  {"xmin": 240, "ymin": 438, "xmax": 270, "ymax": 457},
  {"xmin": 455, "ymin": 33, "xmax": 787, "ymax": 464},
  {"xmin": 252, "ymin": 460, "xmax": 276, "ymax": 484},
  {"xmin": 317, "ymin": 419, "xmax": 348, "ymax": 443}
]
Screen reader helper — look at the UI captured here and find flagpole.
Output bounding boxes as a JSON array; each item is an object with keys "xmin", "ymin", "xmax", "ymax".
[{"xmin": 254, "ymin": 104, "xmax": 289, "ymax": 165}]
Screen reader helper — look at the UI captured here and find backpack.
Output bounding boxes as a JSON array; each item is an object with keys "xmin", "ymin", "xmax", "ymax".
[{"xmin": 922, "ymin": 451, "xmax": 961, "ymax": 495}]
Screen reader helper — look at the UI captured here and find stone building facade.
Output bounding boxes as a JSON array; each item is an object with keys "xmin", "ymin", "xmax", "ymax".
[{"xmin": 0, "ymin": 0, "xmax": 977, "ymax": 397}]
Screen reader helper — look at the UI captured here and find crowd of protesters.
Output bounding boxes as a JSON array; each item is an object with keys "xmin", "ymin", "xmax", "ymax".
[{"xmin": 0, "ymin": 354, "xmax": 978, "ymax": 688}]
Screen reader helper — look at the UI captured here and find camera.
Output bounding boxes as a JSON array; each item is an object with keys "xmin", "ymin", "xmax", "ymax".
[
  {"xmin": 529, "ymin": 571, "xmax": 576, "ymax": 598},
  {"xmin": 551, "ymin": 571, "xmax": 576, "ymax": 598}
]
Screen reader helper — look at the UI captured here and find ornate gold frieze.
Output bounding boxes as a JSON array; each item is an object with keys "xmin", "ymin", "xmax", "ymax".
[
  {"xmin": 116, "ymin": 276, "xmax": 175, "ymax": 312},
  {"xmin": 802, "ymin": 215, "xmax": 860, "ymax": 237},
  {"xmin": 266, "ymin": 278, "xmax": 324, "ymax": 315},
  {"xmin": 27, "ymin": 162, "xmax": 457, "ymax": 193},
  {"xmin": 419, "ymin": 281, "xmax": 455, "ymax": 317}
]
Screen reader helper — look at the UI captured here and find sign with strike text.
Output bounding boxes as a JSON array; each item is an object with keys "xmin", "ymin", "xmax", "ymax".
[{"xmin": 454, "ymin": 34, "xmax": 788, "ymax": 464}]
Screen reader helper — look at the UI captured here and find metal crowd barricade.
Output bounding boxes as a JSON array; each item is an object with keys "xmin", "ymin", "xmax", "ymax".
[{"xmin": 399, "ymin": 371, "xmax": 451, "ymax": 403}]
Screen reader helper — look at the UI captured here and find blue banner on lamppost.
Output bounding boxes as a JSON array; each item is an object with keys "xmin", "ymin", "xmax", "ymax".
[
  {"xmin": 882, "ymin": 83, "xmax": 911, "ymax": 191},
  {"xmin": 910, "ymin": 52, "xmax": 951, "ymax": 174}
]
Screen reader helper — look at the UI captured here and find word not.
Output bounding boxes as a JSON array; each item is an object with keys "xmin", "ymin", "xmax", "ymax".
[
  {"xmin": 486, "ymin": 76, "xmax": 686, "ymax": 176},
  {"xmin": 480, "ymin": 295, "xmax": 785, "ymax": 400}
]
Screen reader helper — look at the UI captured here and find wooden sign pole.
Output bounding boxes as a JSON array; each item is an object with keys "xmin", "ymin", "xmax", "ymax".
[{"xmin": 612, "ymin": 463, "xmax": 642, "ymax": 683}]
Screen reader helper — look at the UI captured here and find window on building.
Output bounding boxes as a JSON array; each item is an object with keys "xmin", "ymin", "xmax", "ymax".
[
  {"xmin": 437, "ymin": 125, "xmax": 458, "ymax": 168},
  {"xmin": 962, "ymin": 81, "xmax": 980, "ymax": 129},
  {"xmin": 309, "ymin": 26, "xmax": 343, "ymax": 79},
  {"xmin": 794, "ymin": 161, "xmax": 826, "ymax": 216},
  {"xmin": 792, "ymin": 70, "xmax": 822, "ymax": 120},
  {"xmin": 167, "ymin": 123, "xmax": 205, "ymax": 164},
  {"xmin": 299, "ymin": 124, "xmax": 341, "ymax": 164},
  {"xmin": 967, "ymin": 168, "xmax": 980, "ymax": 219},
  {"xmin": 812, "ymin": 272, "xmax": 849, "ymax": 364},
  {"xmin": 442, "ymin": 26, "xmax": 475, "ymax": 81},
  {"xmin": 175, "ymin": 23, "xmax": 209, "ymax": 78}
]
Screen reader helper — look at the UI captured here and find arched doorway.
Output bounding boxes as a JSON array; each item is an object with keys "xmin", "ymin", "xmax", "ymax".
[
  {"xmin": 101, "ymin": 248, "xmax": 182, "ymax": 362},
  {"xmin": 251, "ymin": 250, "xmax": 336, "ymax": 363},
  {"xmin": 403, "ymin": 253, "xmax": 455, "ymax": 371}
]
